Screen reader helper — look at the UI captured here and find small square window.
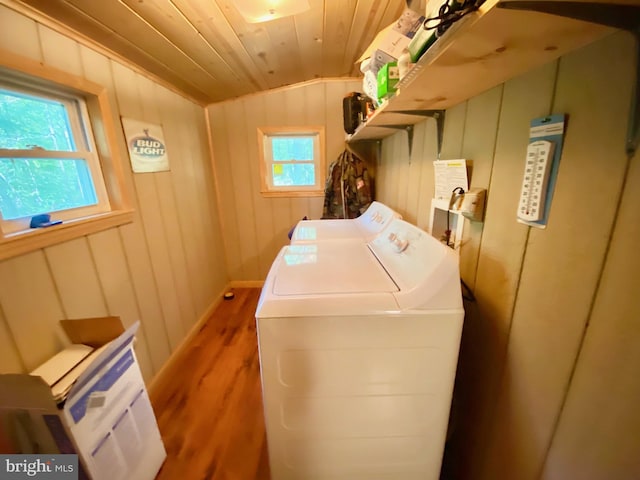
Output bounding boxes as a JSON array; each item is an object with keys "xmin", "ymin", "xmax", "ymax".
[{"xmin": 258, "ymin": 126, "xmax": 325, "ymax": 197}]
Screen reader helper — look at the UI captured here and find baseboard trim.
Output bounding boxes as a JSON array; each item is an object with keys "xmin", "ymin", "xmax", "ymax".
[{"xmin": 148, "ymin": 286, "xmax": 226, "ymax": 394}]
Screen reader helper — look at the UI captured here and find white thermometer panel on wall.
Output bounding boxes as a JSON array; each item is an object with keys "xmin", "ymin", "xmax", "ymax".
[
  {"xmin": 518, "ymin": 140, "xmax": 555, "ymax": 222},
  {"xmin": 517, "ymin": 113, "xmax": 567, "ymax": 228}
]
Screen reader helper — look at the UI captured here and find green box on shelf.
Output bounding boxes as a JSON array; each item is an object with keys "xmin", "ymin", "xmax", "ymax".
[
  {"xmin": 377, "ymin": 62, "xmax": 400, "ymax": 101},
  {"xmin": 408, "ymin": 24, "xmax": 437, "ymax": 63}
]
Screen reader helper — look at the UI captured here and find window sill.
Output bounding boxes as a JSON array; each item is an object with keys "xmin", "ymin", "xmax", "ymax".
[
  {"xmin": 0, "ymin": 209, "xmax": 134, "ymax": 261},
  {"xmin": 260, "ymin": 190, "xmax": 324, "ymax": 198}
]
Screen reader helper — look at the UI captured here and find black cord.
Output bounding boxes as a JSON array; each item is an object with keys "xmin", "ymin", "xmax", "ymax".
[
  {"xmin": 444, "ymin": 187, "xmax": 465, "ymax": 248},
  {"xmin": 446, "ymin": 207, "xmax": 450, "ymax": 245},
  {"xmin": 461, "ymin": 278, "xmax": 476, "ymax": 302},
  {"xmin": 424, "ymin": 0, "xmax": 481, "ymax": 37},
  {"xmin": 449, "ymin": 187, "xmax": 465, "ymax": 209}
]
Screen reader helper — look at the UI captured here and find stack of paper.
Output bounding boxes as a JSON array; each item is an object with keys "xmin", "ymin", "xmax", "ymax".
[{"xmin": 30, "ymin": 344, "xmax": 108, "ymax": 404}]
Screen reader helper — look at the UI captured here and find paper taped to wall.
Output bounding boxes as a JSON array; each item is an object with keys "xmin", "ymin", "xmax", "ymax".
[{"xmin": 434, "ymin": 159, "xmax": 468, "ymax": 200}]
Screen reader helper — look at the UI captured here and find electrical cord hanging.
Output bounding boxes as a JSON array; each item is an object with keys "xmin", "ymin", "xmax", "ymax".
[
  {"xmin": 424, "ymin": 0, "xmax": 481, "ymax": 38},
  {"xmin": 440, "ymin": 185, "xmax": 476, "ymax": 301},
  {"xmin": 444, "ymin": 187, "xmax": 465, "ymax": 248},
  {"xmin": 461, "ymin": 278, "xmax": 476, "ymax": 302}
]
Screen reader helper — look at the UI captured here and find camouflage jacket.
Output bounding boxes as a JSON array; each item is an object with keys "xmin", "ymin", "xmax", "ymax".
[{"xmin": 322, "ymin": 149, "xmax": 372, "ymax": 219}]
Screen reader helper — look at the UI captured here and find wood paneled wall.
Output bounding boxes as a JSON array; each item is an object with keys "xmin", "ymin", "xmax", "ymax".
[
  {"xmin": 0, "ymin": 5, "xmax": 228, "ymax": 382},
  {"xmin": 375, "ymin": 31, "xmax": 639, "ymax": 480},
  {"xmin": 207, "ymin": 79, "xmax": 362, "ymax": 281}
]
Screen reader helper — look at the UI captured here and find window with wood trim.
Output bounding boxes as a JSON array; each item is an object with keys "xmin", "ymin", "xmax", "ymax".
[
  {"xmin": 0, "ymin": 82, "xmax": 110, "ymax": 233},
  {"xmin": 0, "ymin": 51, "xmax": 132, "ymax": 260},
  {"xmin": 257, "ymin": 126, "xmax": 325, "ymax": 197}
]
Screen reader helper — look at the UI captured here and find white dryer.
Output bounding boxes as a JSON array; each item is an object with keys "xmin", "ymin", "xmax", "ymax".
[
  {"xmin": 256, "ymin": 218, "xmax": 464, "ymax": 480},
  {"xmin": 289, "ymin": 201, "xmax": 400, "ymax": 244}
]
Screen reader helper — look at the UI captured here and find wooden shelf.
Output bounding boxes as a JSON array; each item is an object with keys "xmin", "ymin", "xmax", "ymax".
[{"xmin": 348, "ymin": 0, "xmax": 618, "ymax": 143}]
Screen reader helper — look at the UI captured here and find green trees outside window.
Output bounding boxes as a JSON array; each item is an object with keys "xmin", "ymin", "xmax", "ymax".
[{"xmin": 0, "ymin": 88, "xmax": 97, "ymax": 220}]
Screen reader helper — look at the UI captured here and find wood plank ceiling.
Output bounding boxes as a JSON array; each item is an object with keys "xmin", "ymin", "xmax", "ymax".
[{"xmin": 12, "ymin": 0, "xmax": 410, "ymax": 104}]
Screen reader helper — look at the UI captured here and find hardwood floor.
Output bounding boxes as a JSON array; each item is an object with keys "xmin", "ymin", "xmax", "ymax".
[{"xmin": 150, "ymin": 288, "xmax": 270, "ymax": 480}]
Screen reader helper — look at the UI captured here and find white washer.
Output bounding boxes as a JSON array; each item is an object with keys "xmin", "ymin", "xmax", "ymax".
[
  {"xmin": 289, "ymin": 201, "xmax": 401, "ymax": 244},
  {"xmin": 256, "ymin": 218, "xmax": 464, "ymax": 480}
]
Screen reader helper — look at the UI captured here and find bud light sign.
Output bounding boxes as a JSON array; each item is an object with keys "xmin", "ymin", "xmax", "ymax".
[
  {"xmin": 130, "ymin": 135, "xmax": 165, "ymax": 158},
  {"xmin": 121, "ymin": 118, "xmax": 170, "ymax": 173}
]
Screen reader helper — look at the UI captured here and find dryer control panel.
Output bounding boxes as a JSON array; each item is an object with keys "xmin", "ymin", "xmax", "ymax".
[
  {"xmin": 369, "ymin": 218, "xmax": 450, "ymax": 292},
  {"xmin": 356, "ymin": 201, "xmax": 401, "ymax": 236},
  {"xmin": 388, "ymin": 232, "xmax": 409, "ymax": 253}
]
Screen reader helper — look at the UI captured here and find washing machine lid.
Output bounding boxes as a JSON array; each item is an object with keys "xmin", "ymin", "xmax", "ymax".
[
  {"xmin": 291, "ymin": 220, "xmax": 362, "ymax": 242},
  {"xmin": 273, "ymin": 242, "xmax": 398, "ymax": 296}
]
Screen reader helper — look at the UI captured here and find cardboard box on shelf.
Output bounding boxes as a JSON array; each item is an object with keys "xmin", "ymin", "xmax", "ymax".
[
  {"xmin": 357, "ymin": 7, "xmax": 425, "ymax": 74},
  {"xmin": 377, "ymin": 62, "xmax": 400, "ymax": 102},
  {"xmin": 363, "ymin": 47, "xmax": 397, "ymax": 76},
  {"xmin": 0, "ymin": 317, "xmax": 166, "ymax": 480},
  {"xmin": 408, "ymin": 23, "xmax": 438, "ymax": 63}
]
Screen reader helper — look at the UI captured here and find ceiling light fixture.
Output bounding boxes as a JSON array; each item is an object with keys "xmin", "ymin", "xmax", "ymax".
[{"xmin": 233, "ymin": 0, "xmax": 310, "ymax": 23}]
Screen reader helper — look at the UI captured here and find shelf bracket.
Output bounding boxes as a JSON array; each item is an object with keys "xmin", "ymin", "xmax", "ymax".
[
  {"xmin": 384, "ymin": 109, "xmax": 446, "ymax": 158},
  {"xmin": 382, "ymin": 125, "xmax": 415, "ymax": 157},
  {"xmin": 497, "ymin": 1, "xmax": 640, "ymax": 157}
]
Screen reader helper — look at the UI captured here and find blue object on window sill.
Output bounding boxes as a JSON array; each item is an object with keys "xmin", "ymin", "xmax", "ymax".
[{"xmin": 30, "ymin": 214, "xmax": 62, "ymax": 228}]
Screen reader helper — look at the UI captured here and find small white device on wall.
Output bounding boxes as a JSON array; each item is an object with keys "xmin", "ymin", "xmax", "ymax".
[
  {"xmin": 429, "ymin": 159, "xmax": 480, "ymax": 250},
  {"xmin": 429, "ymin": 186, "xmax": 486, "ymax": 250},
  {"xmin": 429, "ymin": 197, "xmax": 464, "ymax": 250},
  {"xmin": 459, "ymin": 187, "xmax": 486, "ymax": 222}
]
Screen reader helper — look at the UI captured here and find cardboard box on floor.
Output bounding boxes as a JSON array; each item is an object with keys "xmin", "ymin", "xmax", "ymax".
[{"xmin": 0, "ymin": 317, "xmax": 166, "ymax": 480}]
